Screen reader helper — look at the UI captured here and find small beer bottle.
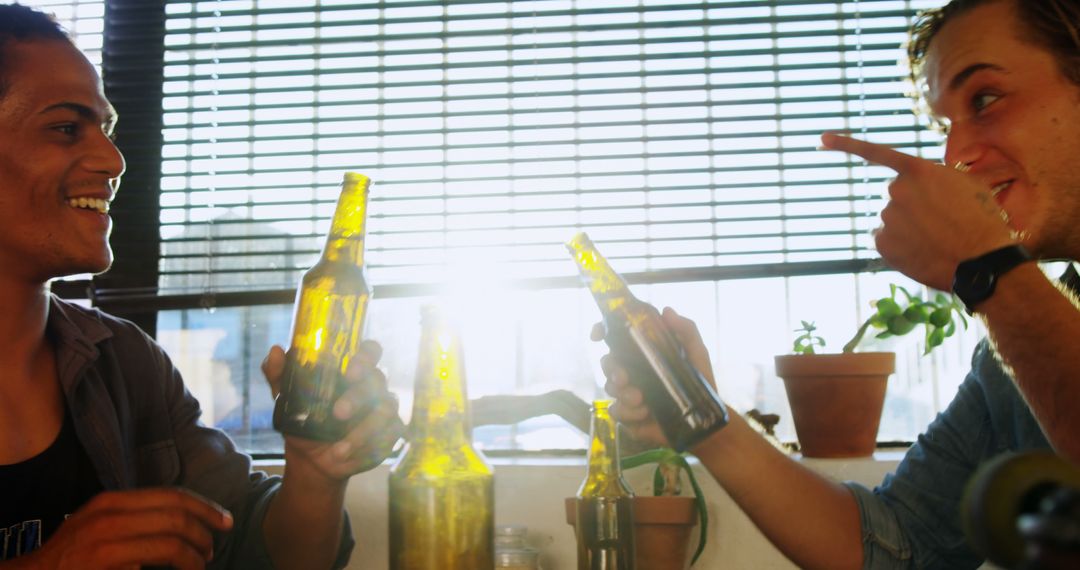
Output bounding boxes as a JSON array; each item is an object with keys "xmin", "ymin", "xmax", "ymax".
[
  {"xmin": 575, "ymin": 400, "xmax": 635, "ymax": 570},
  {"xmin": 273, "ymin": 172, "xmax": 372, "ymax": 441},
  {"xmin": 566, "ymin": 232, "xmax": 728, "ymax": 452},
  {"xmin": 389, "ymin": 306, "xmax": 494, "ymax": 570}
]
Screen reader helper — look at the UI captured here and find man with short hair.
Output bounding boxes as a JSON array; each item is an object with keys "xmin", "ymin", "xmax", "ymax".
[
  {"xmin": 602, "ymin": 0, "xmax": 1080, "ymax": 568},
  {"xmin": 0, "ymin": 5, "xmax": 402, "ymax": 568}
]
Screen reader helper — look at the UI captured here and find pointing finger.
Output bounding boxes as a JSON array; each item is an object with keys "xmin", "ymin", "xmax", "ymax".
[{"xmin": 820, "ymin": 132, "xmax": 921, "ymax": 174}]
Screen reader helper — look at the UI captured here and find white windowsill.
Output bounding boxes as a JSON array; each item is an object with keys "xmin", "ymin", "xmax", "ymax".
[{"xmin": 256, "ymin": 450, "xmax": 906, "ymax": 569}]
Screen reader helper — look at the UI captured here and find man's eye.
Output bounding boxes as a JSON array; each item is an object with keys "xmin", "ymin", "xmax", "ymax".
[
  {"xmin": 53, "ymin": 123, "xmax": 78, "ymax": 136},
  {"xmin": 972, "ymin": 92, "xmax": 1000, "ymax": 112}
]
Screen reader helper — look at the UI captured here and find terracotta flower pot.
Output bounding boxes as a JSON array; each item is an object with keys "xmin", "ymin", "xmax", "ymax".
[
  {"xmin": 564, "ymin": 495, "xmax": 699, "ymax": 569},
  {"xmin": 774, "ymin": 352, "xmax": 896, "ymax": 458}
]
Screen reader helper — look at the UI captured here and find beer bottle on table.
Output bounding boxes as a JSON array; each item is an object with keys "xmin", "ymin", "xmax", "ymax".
[
  {"xmin": 574, "ymin": 399, "xmax": 635, "ymax": 570},
  {"xmin": 566, "ymin": 232, "xmax": 729, "ymax": 452},
  {"xmin": 389, "ymin": 306, "xmax": 494, "ymax": 570},
  {"xmin": 272, "ymin": 172, "xmax": 372, "ymax": 441}
]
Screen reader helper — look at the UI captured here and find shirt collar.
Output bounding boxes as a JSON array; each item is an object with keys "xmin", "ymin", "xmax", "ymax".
[{"xmin": 47, "ymin": 294, "xmax": 113, "ymax": 359}]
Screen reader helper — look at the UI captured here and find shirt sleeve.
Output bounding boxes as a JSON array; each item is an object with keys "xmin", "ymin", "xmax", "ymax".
[
  {"xmin": 142, "ymin": 329, "xmax": 356, "ymax": 569},
  {"xmin": 842, "ymin": 343, "xmax": 1004, "ymax": 570}
]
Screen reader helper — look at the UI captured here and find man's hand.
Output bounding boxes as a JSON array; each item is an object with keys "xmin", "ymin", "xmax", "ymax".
[
  {"xmin": 262, "ymin": 342, "xmax": 404, "ymax": 481},
  {"xmin": 19, "ymin": 489, "xmax": 232, "ymax": 570},
  {"xmin": 820, "ymin": 132, "xmax": 1016, "ymax": 291},
  {"xmin": 594, "ymin": 306, "xmax": 718, "ymax": 447}
]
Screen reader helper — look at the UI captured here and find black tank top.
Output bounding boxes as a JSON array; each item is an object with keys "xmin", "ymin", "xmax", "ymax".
[{"xmin": 0, "ymin": 410, "xmax": 102, "ymax": 560}]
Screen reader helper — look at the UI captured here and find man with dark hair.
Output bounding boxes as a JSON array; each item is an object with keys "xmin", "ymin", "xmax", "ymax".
[
  {"xmin": 0, "ymin": 4, "xmax": 402, "ymax": 568},
  {"xmin": 603, "ymin": 0, "xmax": 1080, "ymax": 568}
]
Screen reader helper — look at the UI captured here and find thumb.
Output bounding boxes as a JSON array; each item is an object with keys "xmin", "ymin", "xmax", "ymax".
[
  {"xmin": 261, "ymin": 345, "xmax": 287, "ymax": 397},
  {"xmin": 660, "ymin": 307, "xmax": 716, "ymax": 388}
]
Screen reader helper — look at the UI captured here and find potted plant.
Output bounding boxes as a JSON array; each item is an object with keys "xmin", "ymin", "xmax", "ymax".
[
  {"xmin": 774, "ymin": 284, "xmax": 967, "ymax": 458},
  {"xmin": 565, "ymin": 446, "xmax": 708, "ymax": 569}
]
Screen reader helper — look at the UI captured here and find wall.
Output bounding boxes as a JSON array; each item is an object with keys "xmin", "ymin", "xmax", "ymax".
[{"xmin": 260, "ymin": 452, "xmax": 903, "ymax": 569}]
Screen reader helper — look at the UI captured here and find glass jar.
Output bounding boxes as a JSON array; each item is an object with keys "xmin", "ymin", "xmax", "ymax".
[{"xmin": 495, "ymin": 524, "xmax": 541, "ymax": 570}]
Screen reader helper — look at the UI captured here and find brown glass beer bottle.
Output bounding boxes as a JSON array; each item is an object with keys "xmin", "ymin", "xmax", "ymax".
[
  {"xmin": 575, "ymin": 399, "xmax": 636, "ymax": 570},
  {"xmin": 567, "ymin": 232, "xmax": 728, "ymax": 452}
]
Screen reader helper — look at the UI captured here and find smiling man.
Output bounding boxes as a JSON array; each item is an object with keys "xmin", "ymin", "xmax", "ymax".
[
  {"xmin": 0, "ymin": 5, "xmax": 402, "ymax": 569},
  {"xmin": 600, "ymin": 1, "xmax": 1080, "ymax": 569}
]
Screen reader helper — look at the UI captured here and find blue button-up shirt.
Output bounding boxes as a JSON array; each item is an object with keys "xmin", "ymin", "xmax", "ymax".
[{"xmin": 843, "ymin": 266, "xmax": 1078, "ymax": 569}]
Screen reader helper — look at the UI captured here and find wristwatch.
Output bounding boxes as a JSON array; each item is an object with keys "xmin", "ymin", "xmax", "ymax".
[{"xmin": 952, "ymin": 244, "xmax": 1035, "ymax": 314}]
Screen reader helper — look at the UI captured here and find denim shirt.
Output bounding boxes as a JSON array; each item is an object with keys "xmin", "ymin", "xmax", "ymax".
[
  {"xmin": 842, "ymin": 265, "xmax": 1080, "ymax": 569},
  {"xmin": 47, "ymin": 295, "xmax": 354, "ymax": 569}
]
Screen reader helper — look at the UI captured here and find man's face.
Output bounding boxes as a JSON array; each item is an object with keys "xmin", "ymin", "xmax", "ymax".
[
  {"xmin": 0, "ymin": 39, "xmax": 125, "ymax": 283},
  {"xmin": 923, "ymin": 0, "xmax": 1080, "ymax": 259}
]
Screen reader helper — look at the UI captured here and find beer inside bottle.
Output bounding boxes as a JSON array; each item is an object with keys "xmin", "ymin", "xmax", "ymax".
[
  {"xmin": 566, "ymin": 232, "xmax": 729, "ymax": 452},
  {"xmin": 575, "ymin": 400, "xmax": 635, "ymax": 570},
  {"xmin": 273, "ymin": 172, "xmax": 372, "ymax": 441},
  {"xmin": 389, "ymin": 306, "xmax": 494, "ymax": 570}
]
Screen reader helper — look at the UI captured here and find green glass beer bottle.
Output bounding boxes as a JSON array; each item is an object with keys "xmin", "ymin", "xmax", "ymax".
[
  {"xmin": 272, "ymin": 172, "xmax": 372, "ymax": 441},
  {"xmin": 566, "ymin": 232, "xmax": 728, "ymax": 452},
  {"xmin": 389, "ymin": 306, "xmax": 494, "ymax": 570},
  {"xmin": 575, "ymin": 400, "xmax": 636, "ymax": 570}
]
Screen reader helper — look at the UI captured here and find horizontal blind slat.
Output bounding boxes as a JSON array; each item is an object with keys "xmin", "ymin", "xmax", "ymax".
[{"xmin": 152, "ymin": 0, "xmax": 942, "ymax": 296}]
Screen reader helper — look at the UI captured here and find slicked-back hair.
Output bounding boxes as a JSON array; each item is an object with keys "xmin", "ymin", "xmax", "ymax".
[
  {"xmin": 907, "ymin": 0, "xmax": 1080, "ymax": 116},
  {"xmin": 0, "ymin": 3, "xmax": 70, "ymax": 98}
]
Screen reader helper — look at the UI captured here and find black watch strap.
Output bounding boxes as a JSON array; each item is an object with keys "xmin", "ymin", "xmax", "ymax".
[{"xmin": 952, "ymin": 244, "xmax": 1035, "ymax": 314}]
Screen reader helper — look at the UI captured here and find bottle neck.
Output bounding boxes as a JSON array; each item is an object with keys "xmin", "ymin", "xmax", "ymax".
[
  {"xmin": 408, "ymin": 325, "xmax": 472, "ymax": 447},
  {"xmin": 323, "ymin": 236, "xmax": 365, "ymax": 266},
  {"xmin": 578, "ymin": 401, "xmax": 632, "ymax": 498},
  {"xmin": 322, "ymin": 173, "xmax": 369, "ymax": 267},
  {"xmin": 566, "ymin": 233, "xmax": 637, "ymax": 314}
]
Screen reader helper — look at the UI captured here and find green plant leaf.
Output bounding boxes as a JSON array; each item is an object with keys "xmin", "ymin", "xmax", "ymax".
[
  {"xmin": 876, "ymin": 297, "xmax": 901, "ymax": 319},
  {"xmin": 621, "ymin": 448, "xmax": 678, "ymax": 470},
  {"xmin": 925, "ymin": 327, "xmax": 945, "ymax": 354},
  {"xmin": 652, "ymin": 464, "xmax": 665, "ymax": 496},
  {"xmin": 671, "ymin": 454, "xmax": 708, "ymax": 566},
  {"xmin": 896, "ymin": 284, "xmax": 918, "ymax": 304},
  {"xmin": 903, "ymin": 305, "xmax": 929, "ymax": 323},
  {"xmin": 929, "ymin": 306, "xmax": 951, "ymax": 327},
  {"xmin": 887, "ymin": 314, "xmax": 916, "ymax": 335}
]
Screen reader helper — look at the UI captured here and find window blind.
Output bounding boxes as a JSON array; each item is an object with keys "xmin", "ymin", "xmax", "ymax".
[
  {"xmin": 147, "ymin": 0, "xmax": 944, "ymax": 302},
  {"xmin": 19, "ymin": 0, "xmax": 105, "ymax": 63}
]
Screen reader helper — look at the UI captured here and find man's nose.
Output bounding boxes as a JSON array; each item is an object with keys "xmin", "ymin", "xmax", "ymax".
[{"xmin": 942, "ymin": 121, "xmax": 984, "ymax": 171}]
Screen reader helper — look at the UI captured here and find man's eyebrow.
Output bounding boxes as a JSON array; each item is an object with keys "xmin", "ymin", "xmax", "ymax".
[
  {"xmin": 948, "ymin": 62, "xmax": 1006, "ymax": 92},
  {"xmin": 41, "ymin": 101, "xmax": 118, "ymax": 131}
]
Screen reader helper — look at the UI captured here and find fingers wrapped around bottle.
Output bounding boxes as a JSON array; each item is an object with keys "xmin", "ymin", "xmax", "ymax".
[
  {"xmin": 598, "ymin": 347, "xmax": 671, "ymax": 447},
  {"xmin": 329, "ymin": 339, "xmax": 404, "ymax": 473}
]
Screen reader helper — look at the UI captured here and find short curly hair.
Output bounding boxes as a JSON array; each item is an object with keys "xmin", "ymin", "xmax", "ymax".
[
  {"xmin": 0, "ymin": 3, "xmax": 70, "ymax": 98},
  {"xmin": 907, "ymin": 0, "xmax": 1080, "ymax": 120}
]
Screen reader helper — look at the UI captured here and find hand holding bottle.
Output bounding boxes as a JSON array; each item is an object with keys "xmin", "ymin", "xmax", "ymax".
[
  {"xmin": 569, "ymin": 233, "xmax": 727, "ymax": 451},
  {"xmin": 262, "ymin": 341, "xmax": 403, "ymax": 480},
  {"xmin": 594, "ymin": 306, "xmax": 720, "ymax": 449}
]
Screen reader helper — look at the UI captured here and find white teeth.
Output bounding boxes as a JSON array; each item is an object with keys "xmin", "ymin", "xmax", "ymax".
[
  {"xmin": 67, "ymin": 197, "xmax": 110, "ymax": 214},
  {"xmin": 991, "ymin": 182, "xmax": 1011, "ymax": 197}
]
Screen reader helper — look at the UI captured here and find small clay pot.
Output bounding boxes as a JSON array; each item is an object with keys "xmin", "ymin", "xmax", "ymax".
[
  {"xmin": 774, "ymin": 352, "xmax": 896, "ymax": 458},
  {"xmin": 565, "ymin": 495, "xmax": 699, "ymax": 569}
]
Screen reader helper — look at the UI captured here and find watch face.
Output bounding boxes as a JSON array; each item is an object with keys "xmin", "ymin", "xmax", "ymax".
[
  {"xmin": 953, "ymin": 244, "xmax": 1034, "ymax": 312},
  {"xmin": 968, "ymin": 268, "xmax": 995, "ymax": 295}
]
